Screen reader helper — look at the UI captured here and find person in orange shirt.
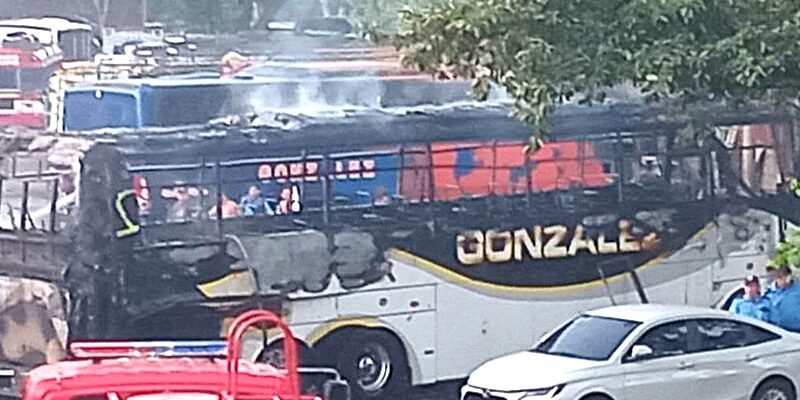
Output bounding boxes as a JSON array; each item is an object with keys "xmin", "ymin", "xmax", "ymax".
[
  {"xmin": 208, "ymin": 194, "xmax": 240, "ymax": 219},
  {"xmin": 220, "ymin": 51, "xmax": 251, "ymax": 78}
]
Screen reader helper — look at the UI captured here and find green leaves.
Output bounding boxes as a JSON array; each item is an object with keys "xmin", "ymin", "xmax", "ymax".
[
  {"xmin": 772, "ymin": 228, "xmax": 800, "ymax": 271},
  {"xmin": 390, "ymin": 0, "xmax": 800, "ymax": 144}
]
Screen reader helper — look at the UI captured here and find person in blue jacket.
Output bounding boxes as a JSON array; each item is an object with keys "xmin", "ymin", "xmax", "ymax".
[
  {"xmin": 764, "ymin": 266, "xmax": 800, "ymax": 333},
  {"xmin": 731, "ymin": 275, "xmax": 770, "ymax": 322}
]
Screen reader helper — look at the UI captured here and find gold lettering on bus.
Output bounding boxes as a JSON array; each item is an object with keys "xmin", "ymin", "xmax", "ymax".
[
  {"xmin": 568, "ymin": 225, "xmax": 597, "ymax": 256},
  {"xmin": 543, "ymin": 225, "xmax": 568, "ymax": 258},
  {"xmin": 456, "ymin": 220, "xmax": 658, "ymax": 265},
  {"xmin": 618, "ymin": 220, "xmax": 640, "ymax": 253},
  {"xmin": 597, "ymin": 234, "xmax": 618, "ymax": 254},
  {"xmin": 485, "ymin": 230, "xmax": 513, "ymax": 263},
  {"xmin": 457, "ymin": 231, "xmax": 484, "ymax": 265},
  {"xmin": 513, "ymin": 226, "xmax": 543, "ymax": 260}
]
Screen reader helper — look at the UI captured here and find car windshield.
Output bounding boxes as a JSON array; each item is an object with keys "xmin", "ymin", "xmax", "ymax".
[{"xmin": 532, "ymin": 315, "xmax": 640, "ymax": 361}]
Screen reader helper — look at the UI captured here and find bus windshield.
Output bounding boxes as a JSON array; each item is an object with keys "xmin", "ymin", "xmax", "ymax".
[
  {"xmin": 0, "ymin": 66, "xmax": 53, "ymax": 92},
  {"xmin": 0, "ymin": 68, "xmax": 19, "ymax": 89}
]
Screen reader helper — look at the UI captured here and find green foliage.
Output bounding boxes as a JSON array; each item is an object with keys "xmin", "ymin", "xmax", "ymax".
[
  {"xmin": 790, "ymin": 178, "xmax": 800, "ymax": 198},
  {"xmin": 772, "ymin": 228, "xmax": 800, "ymax": 270},
  {"xmin": 344, "ymin": 0, "xmax": 436, "ymax": 42},
  {"xmin": 394, "ymin": 0, "xmax": 800, "ymax": 148}
]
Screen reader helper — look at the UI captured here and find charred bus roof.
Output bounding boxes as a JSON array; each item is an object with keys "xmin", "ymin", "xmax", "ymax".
[{"xmin": 77, "ymin": 100, "xmax": 678, "ymax": 158}]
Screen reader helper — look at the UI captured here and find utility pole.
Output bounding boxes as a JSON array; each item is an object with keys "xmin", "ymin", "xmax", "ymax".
[{"xmin": 142, "ymin": 0, "xmax": 148, "ymax": 25}]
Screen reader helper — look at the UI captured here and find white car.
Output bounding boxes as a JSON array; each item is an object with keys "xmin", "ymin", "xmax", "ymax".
[{"xmin": 461, "ymin": 304, "xmax": 800, "ymax": 400}]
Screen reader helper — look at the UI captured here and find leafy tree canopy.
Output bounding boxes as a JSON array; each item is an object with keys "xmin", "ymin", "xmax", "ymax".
[
  {"xmin": 394, "ymin": 0, "xmax": 800, "ymax": 149},
  {"xmin": 344, "ymin": 0, "xmax": 436, "ymax": 41},
  {"xmin": 772, "ymin": 227, "xmax": 800, "ymax": 271}
]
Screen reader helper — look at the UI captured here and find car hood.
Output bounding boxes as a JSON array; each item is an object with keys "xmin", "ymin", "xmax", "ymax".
[{"xmin": 468, "ymin": 351, "xmax": 602, "ymax": 392}]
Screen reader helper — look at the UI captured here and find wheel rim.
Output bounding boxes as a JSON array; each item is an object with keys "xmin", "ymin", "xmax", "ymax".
[
  {"xmin": 355, "ymin": 342, "xmax": 392, "ymax": 394},
  {"xmin": 760, "ymin": 388, "xmax": 789, "ymax": 400}
]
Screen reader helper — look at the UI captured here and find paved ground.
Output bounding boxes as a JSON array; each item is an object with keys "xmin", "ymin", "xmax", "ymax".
[{"xmin": 405, "ymin": 380, "xmax": 463, "ymax": 400}]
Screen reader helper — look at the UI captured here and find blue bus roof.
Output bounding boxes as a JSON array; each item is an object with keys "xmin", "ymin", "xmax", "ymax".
[{"xmin": 66, "ymin": 76, "xmax": 339, "ymax": 92}]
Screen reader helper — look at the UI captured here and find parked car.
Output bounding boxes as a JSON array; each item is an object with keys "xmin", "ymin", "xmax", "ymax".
[{"xmin": 461, "ymin": 304, "xmax": 800, "ymax": 400}]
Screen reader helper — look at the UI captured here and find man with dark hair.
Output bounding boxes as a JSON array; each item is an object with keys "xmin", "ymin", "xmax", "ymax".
[
  {"xmin": 730, "ymin": 275, "xmax": 770, "ymax": 321},
  {"xmin": 764, "ymin": 265, "xmax": 800, "ymax": 332},
  {"xmin": 239, "ymin": 185, "xmax": 274, "ymax": 216}
]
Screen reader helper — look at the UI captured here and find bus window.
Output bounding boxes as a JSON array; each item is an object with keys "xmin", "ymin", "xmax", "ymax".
[
  {"xmin": 64, "ymin": 91, "xmax": 138, "ymax": 131},
  {"xmin": 670, "ymin": 156, "xmax": 706, "ymax": 201},
  {"xmin": 59, "ymin": 30, "xmax": 96, "ymax": 60}
]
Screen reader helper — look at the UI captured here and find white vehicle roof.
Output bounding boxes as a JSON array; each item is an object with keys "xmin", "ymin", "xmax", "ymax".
[
  {"xmin": 0, "ymin": 17, "xmax": 92, "ymax": 46},
  {"xmin": 586, "ymin": 304, "xmax": 730, "ymax": 323},
  {"xmin": 0, "ymin": 18, "xmax": 92, "ymax": 33},
  {"xmin": 0, "ymin": 25, "xmax": 53, "ymax": 45}
]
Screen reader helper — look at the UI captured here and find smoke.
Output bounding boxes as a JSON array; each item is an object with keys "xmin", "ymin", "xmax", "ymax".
[
  {"xmin": 226, "ymin": 74, "xmax": 512, "ymax": 121},
  {"xmin": 235, "ymin": 75, "xmax": 383, "ymax": 115},
  {"xmin": 219, "ymin": 0, "xmax": 510, "ymax": 119}
]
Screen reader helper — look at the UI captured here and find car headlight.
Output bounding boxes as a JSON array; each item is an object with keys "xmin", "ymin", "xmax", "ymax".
[{"xmin": 521, "ymin": 384, "xmax": 564, "ymax": 399}]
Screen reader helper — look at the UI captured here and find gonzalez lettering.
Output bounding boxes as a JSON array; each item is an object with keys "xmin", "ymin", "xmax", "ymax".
[{"xmin": 456, "ymin": 220, "xmax": 659, "ymax": 265}]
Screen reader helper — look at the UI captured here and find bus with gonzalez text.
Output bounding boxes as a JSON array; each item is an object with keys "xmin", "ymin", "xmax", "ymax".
[{"xmin": 1, "ymin": 97, "xmax": 799, "ymax": 400}]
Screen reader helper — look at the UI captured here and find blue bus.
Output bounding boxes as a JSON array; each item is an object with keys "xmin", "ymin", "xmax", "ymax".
[{"xmin": 62, "ymin": 76, "xmax": 477, "ymax": 131}]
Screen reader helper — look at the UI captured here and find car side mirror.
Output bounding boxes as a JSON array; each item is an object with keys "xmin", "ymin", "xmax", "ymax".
[
  {"xmin": 628, "ymin": 344, "xmax": 654, "ymax": 361},
  {"xmin": 324, "ymin": 378, "xmax": 351, "ymax": 400}
]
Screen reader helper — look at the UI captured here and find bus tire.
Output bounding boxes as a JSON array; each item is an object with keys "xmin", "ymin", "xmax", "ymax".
[
  {"xmin": 333, "ymin": 330, "xmax": 410, "ymax": 400},
  {"xmin": 257, "ymin": 338, "xmax": 325, "ymax": 394}
]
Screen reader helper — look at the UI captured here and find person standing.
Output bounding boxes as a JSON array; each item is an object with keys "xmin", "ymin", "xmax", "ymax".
[
  {"xmin": 764, "ymin": 266, "xmax": 800, "ymax": 332},
  {"xmin": 730, "ymin": 275, "xmax": 770, "ymax": 322}
]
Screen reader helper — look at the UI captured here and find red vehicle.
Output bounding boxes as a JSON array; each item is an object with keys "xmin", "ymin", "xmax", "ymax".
[
  {"xmin": 0, "ymin": 17, "xmax": 97, "ymax": 129},
  {"xmin": 0, "ymin": 33, "xmax": 62, "ymax": 128},
  {"xmin": 21, "ymin": 310, "xmax": 350, "ymax": 400}
]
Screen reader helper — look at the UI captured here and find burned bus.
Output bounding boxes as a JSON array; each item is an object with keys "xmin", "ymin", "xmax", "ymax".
[{"xmin": 0, "ymin": 100, "xmax": 798, "ymax": 399}]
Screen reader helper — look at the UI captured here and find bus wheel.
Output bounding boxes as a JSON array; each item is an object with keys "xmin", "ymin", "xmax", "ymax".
[
  {"xmin": 257, "ymin": 339, "xmax": 323, "ymax": 394},
  {"xmin": 334, "ymin": 331, "xmax": 410, "ymax": 400}
]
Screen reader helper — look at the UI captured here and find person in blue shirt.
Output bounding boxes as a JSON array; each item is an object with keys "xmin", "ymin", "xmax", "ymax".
[
  {"xmin": 764, "ymin": 265, "xmax": 800, "ymax": 333},
  {"xmin": 731, "ymin": 275, "xmax": 770, "ymax": 322},
  {"xmin": 239, "ymin": 185, "xmax": 275, "ymax": 216}
]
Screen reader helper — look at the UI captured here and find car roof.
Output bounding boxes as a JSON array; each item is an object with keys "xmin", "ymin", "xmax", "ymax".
[
  {"xmin": 585, "ymin": 304, "xmax": 729, "ymax": 323},
  {"xmin": 25, "ymin": 357, "xmax": 286, "ymax": 395}
]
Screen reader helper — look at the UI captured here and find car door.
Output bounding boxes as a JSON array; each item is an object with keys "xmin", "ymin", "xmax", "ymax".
[
  {"xmin": 622, "ymin": 320, "xmax": 707, "ymax": 400},
  {"xmin": 686, "ymin": 318, "xmax": 782, "ymax": 400}
]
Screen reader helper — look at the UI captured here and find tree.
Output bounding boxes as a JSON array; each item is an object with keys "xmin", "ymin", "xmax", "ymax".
[
  {"xmin": 394, "ymin": 0, "xmax": 800, "ymax": 149},
  {"xmin": 75, "ymin": 0, "xmax": 111, "ymax": 31},
  {"xmin": 92, "ymin": 0, "xmax": 111, "ymax": 32},
  {"xmin": 343, "ymin": 0, "xmax": 434, "ymax": 41}
]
